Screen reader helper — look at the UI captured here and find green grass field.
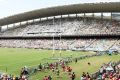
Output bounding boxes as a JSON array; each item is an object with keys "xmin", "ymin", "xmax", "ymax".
[{"xmin": 0, "ymin": 48, "xmax": 119, "ymax": 80}]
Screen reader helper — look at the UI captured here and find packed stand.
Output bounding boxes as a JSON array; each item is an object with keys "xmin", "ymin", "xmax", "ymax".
[
  {"xmin": 0, "ymin": 18, "xmax": 120, "ymax": 37},
  {"xmin": 0, "ymin": 39, "xmax": 120, "ymax": 51}
]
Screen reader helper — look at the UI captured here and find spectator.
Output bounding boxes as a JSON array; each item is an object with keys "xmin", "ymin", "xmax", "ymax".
[
  {"xmin": 75, "ymin": 58, "xmax": 78, "ymax": 63},
  {"xmin": 43, "ymin": 76, "xmax": 48, "ymax": 80},
  {"xmin": 48, "ymin": 75, "xmax": 52, "ymax": 80},
  {"xmin": 71, "ymin": 72, "xmax": 76, "ymax": 80},
  {"xmin": 56, "ymin": 68, "xmax": 60, "ymax": 77},
  {"xmin": 38, "ymin": 63, "xmax": 42, "ymax": 71}
]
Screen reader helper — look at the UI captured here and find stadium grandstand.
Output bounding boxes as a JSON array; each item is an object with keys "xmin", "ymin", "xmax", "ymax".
[{"xmin": 0, "ymin": 1, "xmax": 120, "ymax": 80}]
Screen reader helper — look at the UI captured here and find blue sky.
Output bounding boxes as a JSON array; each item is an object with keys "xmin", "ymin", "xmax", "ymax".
[{"xmin": 0, "ymin": 0, "xmax": 119, "ymax": 18}]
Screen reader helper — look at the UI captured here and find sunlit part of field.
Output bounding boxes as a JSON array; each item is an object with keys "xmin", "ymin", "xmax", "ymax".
[
  {"xmin": 0, "ymin": 48, "xmax": 119, "ymax": 80},
  {"xmin": 0, "ymin": 48, "xmax": 94, "ymax": 76},
  {"xmin": 30, "ymin": 54, "xmax": 120, "ymax": 80}
]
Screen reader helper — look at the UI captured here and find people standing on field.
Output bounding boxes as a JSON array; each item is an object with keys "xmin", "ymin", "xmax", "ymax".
[
  {"xmin": 62, "ymin": 64, "xmax": 66, "ymax": 72},
  {"xmin": 43, "ymin": 76, "xmax": 48, "ymax": 80},
  {"xmin": 75, "ymin": 58, "xmax": 77, "ymax": 63},
  {"xmin": 38, "ymin": 63, "xmax": 42, "ymax": 71},
  {"xmin": 48, "ymin": 75, "xmax": 52, "ymax": 80},
  {"xmin": 56, "ymin": 68, "xmax": 60, "ymax": 77},
  {"xmin": 70, "ymin": 72, "xmax": 76, "ymax": 80}
]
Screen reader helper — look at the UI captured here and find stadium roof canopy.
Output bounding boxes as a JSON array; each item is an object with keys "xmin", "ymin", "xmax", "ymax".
[{"xmin": 0, "ymin": 2, "xmax": 120, "ymax": 26}]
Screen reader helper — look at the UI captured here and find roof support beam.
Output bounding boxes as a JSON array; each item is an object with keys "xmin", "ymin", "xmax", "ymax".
[{"xmin": 0, "ymin": 2, "xmax": 120, "ymax": 26}]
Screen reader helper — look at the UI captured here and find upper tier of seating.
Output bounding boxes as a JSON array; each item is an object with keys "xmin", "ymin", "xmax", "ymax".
[{"xmin": 0, "ymin": 18, "xmax": 120, "ymax": 37}]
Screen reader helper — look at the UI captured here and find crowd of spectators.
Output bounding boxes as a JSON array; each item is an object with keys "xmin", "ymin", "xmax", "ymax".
[
  {"xmin": 39, "ymin": 59, "xmax": 76, "ymax": 80},
  {"xmin": 0, "ymin": 18, "xmax": 119, "ymax": 51},
  {"xmin": 0, "ymin": 73, "xmax": 27, "ymax": 80},
  {"xmin": 80, "ymin": 62, "xmax": 120, "ymax": 80},
  {"xmin": 0, "ymin": 66, "xmax": 29, "ymax": 80},
  {"xmin": 0, "ymin": 18, "xmax": 120, "ymax": 37},
  {"xmin": 96, "ymin": 62, "xmax": 120, "ymax": 80},
  {"xmin": 0, "ymin": 39, "xmax": 119, "ymax": 51},
  {"xmin": 80, "ymin": 72, "xmax": 91, "ymax": 80}
]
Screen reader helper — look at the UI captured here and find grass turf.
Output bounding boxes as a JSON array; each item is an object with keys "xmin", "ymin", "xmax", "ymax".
[
  {"xmin": 0, "ymin": 48, "xmax": 119, "ymax": 80},
  {"xmin": 0, "ymin": 48, "xmax": 94, "ymax": 76},
  {"xmin": 30, "ymin": 54, "xmax": 120, "ymax": 80}
]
